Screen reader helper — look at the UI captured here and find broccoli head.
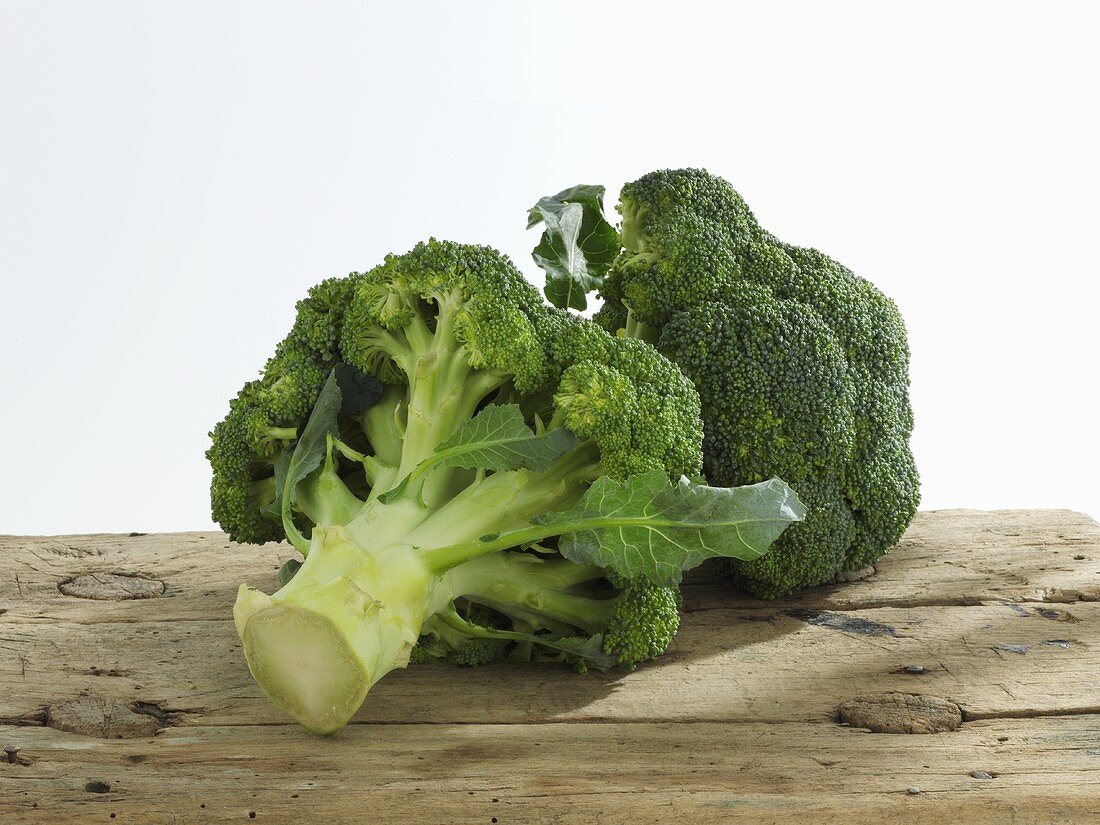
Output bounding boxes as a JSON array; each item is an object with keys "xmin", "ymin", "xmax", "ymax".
[
  {"xmin": 209, "ymin": 238, "xmax": 804, "ymax": 732},
  {"xmin": 594, "ymin": 169, "xmax": 918, "ymax": 597}
]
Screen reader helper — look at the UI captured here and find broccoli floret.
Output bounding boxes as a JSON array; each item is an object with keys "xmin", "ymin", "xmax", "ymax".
[
  {"xmin": 210, "ymin": 239, "xmax": 803, "ymax": 733},
  {"xmin": 600, "ymin": 574, "xmax": 681, "ymax": 665},
  {"xmin": 410, "ymin": 611, "xmax": 510, "ymax": 666},
  {"xmin": 595, "ymin": 169, "xmax": 919, "ymax": 597}
]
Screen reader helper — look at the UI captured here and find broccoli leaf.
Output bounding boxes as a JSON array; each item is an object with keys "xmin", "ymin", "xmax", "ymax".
[
  {"xmin": 277, "ymin": 558, "xmax": 302, "ymax": 586},
  {"xmin": 533, "ymin": 471, "xmax": 806, "ymax": 586},
  {"xmin": 528, "ymin": 184, "xmax": 619, "ymax": 311},
  {"xmin": 280, "ymin": 366, "xmax": 383, "ymax": 550},
  {"xmin": 380, "ymin": 404, "xmax": 578, "ymax": 502},
  {"xmin": 542, "ymin": 633, "xmax": 618, "ymax": 670},
  {"xmin": 432, "ymin": 404, "xmax": 578, "ymax": 473},
  {"xmin": 334, "ymin": 362, "xmax": 384, "ymax": 416}
]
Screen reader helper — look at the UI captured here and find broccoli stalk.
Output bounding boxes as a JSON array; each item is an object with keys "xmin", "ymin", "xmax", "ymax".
[{"xmin": 211, "ymin": 240, "xmax": 804, "ymax": 734}]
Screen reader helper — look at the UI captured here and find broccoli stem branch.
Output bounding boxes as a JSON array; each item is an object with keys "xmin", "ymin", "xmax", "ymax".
[
  {"xmin": 360, "ymin": 384, "xmax": 406, "ymax": 468},
  {"xmin": 264, "ymin": 426, "xmax": 299, "ymax": 442},
  {"xmin": 437, "ymin": 604, "xmax": 609, "ymax": 660},
  {"xmin": 406, "ymin": 446, "xmax": 602, "ymax": 572},
  {"xmin": 394, "ymin": 296, "xmax": 507, "ymax": 489},
  {"xmin": 294, "ymin": 438, "xmax": 368, "ymax": 530},
  {"xmin": 447, "ymin": 552, "xmax": 615, "ymax": 635},
  {"xmin": 623, "ymin": 306, "xmax": 660, "ymax": 345},
  {"xmin": 438, "ymin": 605, "xmax": 548, "ymax": 644}
]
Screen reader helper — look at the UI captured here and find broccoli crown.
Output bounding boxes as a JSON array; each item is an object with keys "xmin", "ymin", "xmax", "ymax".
[
  {"xmin": 211, "ymin": 236, "xmax": 779, "ymax": 735},
  {"xmin": 597, "ymin": 168, "xmax": 793, "ymax": 331},
  {"xmin": 207, "ymin": 276, "xmax": 356, "ymax": 544},
  {"xmin": 215, "ymin": 237, "xmax": 805, "ymax": 733},
  {"xmin": 548, "ymin": 326, "xmax": 703, "ymax": 481},
  {"xmin": 209, "ymin": 239, "xmax": 703, "ymax": 545},
  {"xmin": 597, "ymin": 169, "xmax": 919, "ymax": 596},
  {"xmin": 341, "ymin": 240, "xmax": 551, "ymax": 392}
]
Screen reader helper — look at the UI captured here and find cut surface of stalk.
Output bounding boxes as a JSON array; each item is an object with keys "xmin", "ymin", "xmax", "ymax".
[
  {"xmin": 234, "ymin": 526, "xmax": 435, "ymax": 734},
  {"xmin": 237, "ymin": 599, "xmax": 368, "ymax": 735}
]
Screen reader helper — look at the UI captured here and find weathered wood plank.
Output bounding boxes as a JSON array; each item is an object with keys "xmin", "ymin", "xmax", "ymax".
[
  {"xmin": 2, "ymin": 510, "xmax": 1098, "ymax": 821},
  {"xmin": 2, "ymin": 602, "xmax": 1097, "ymax": 727},
  {"xmin": 685, "ymin": 507, "xmax": 1100, "ymax": 611},
  {"xmin": 3, "ymin": 717, "xmax": 1098, "ymax": 824},
  {"xmin": 0, "ymin": 532, "xmax": 285, "ymax": 623},
  {"xmin": 2, "ymin": 511, "xmax": 1096, "ymax": 628}
]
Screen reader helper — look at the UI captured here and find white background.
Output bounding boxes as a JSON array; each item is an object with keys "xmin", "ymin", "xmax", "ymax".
[{"xmin": 2, "ymin": 1, "xmax": 1097, "ymax": 534}]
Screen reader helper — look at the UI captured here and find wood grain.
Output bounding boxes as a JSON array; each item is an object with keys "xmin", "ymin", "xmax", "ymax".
[
  {"xmin": 3, "ymin": 719, "xmax": 1098, "ymax": 824},
  {"xmin": 1, "ymin": 509, "xmax": 1099, "ymax": 822}
]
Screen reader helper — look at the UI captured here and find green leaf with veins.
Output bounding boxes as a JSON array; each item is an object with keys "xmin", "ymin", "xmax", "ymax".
[
  {"xmin": 528, "ymin": 184, "xmax": 619, "ymax": 311},
  {"xmin": 380, "ymin": 404, "xmax": 578, "ymax": 503},
  {"xmin": 533, "ymin": 471, "xmax": 806, "ymax": 586}
]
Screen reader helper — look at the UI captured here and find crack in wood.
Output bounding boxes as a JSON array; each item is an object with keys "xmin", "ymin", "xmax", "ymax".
[
  {"xmin": 961, "ymin": 705, "xmax": 1100, "ymax": 722},
  {"xmin": 788, "ymin": 610, "xmax": 899, "ymax": 637},
  {"xmin": 0, "ymin": 698, "xmax": 181, "ymax": 739}
]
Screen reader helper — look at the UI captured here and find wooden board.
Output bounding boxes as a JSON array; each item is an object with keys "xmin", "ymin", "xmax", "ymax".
[{"xmin": 2, "ymin": 509, "xmax": 1099, "ymax": 822}]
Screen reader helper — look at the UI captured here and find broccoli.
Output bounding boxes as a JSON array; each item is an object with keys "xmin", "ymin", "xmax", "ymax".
[
  {"xmin": 528, "ymin": 170, "xmax": 918, "ymax": 598},
  {"xmin": 591, "ymin": 169, "xmax": 919, "ymax": 597},
  {"xmin": 208, "ymin": 238, "xmax": 804, "ymax": 733}
]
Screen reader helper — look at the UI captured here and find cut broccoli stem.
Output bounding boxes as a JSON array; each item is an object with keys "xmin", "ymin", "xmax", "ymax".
[{"xmin": 234, "ymin": 524, "xmax": 439, "ymax": 735}]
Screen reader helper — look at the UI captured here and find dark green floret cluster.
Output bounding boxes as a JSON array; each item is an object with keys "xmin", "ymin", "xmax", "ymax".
[
  {"xmin": 209, "ymin": 237, "xmax": 803, "ymax": 733},
  {"xmin": 594, "ymin": 169, "xmax": 919, "ymax": 597}
]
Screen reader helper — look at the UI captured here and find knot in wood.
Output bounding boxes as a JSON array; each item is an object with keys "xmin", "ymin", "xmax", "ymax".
[
  {"xmin": 838, "ymin": 692, "xmax": 962, "ymax": 734},
  {"xmin": 46, "ymin": 698, "xmax": 164, "ymax": 739},
  {"xmin": 58, "ymin": 573, "xmax": 165, "ymax": 600}
]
